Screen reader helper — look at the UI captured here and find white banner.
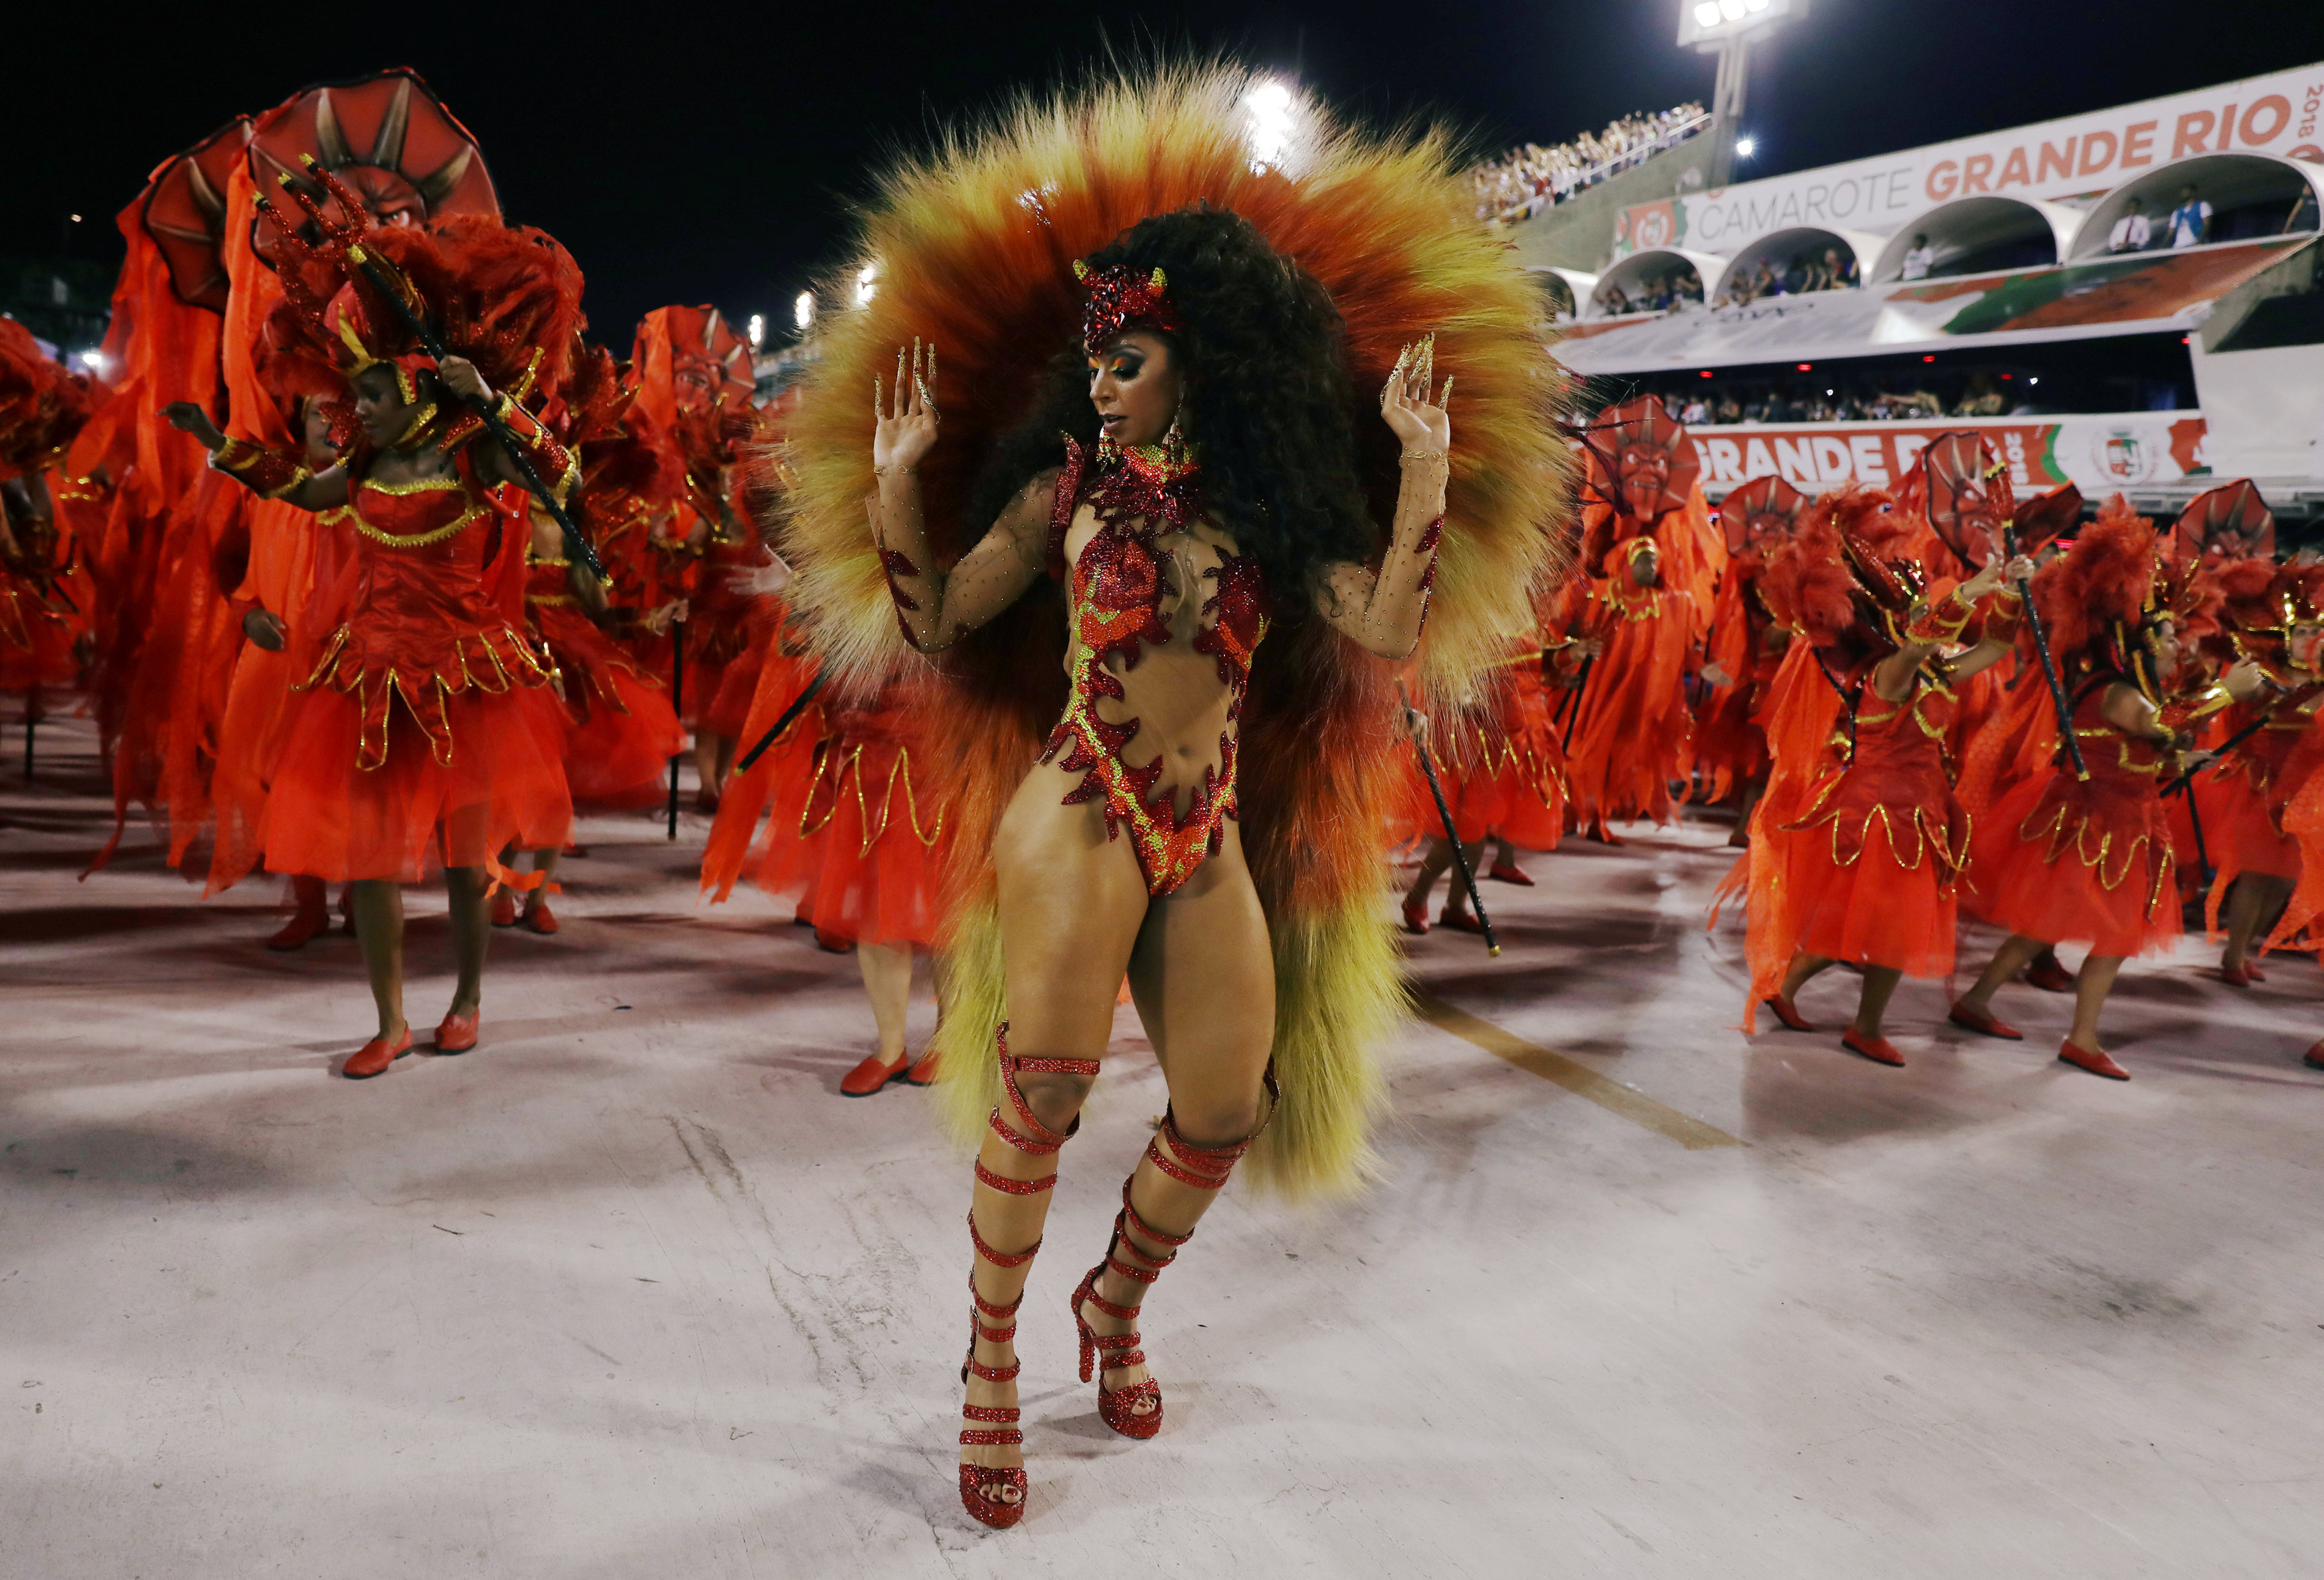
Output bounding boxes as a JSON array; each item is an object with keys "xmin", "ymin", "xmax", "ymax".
[{"xmin": 1617, "ymin": 62, "xmax": 2324, "ymax": 256}]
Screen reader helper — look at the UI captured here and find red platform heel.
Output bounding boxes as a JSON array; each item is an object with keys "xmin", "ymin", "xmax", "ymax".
[
  {"xmin": 1072, "ymin": 1103, "xmax": 1266, "ymax": 1441},
  {"xmin": 957, "ymin": 1026, "xmax": 1097, "ymax": 1530}
]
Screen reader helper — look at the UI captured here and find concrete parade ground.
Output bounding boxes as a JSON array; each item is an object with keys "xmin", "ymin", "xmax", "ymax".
[{"xmin": 4, "ymin": 712, "xmax": 2319, "ymax": 1579}]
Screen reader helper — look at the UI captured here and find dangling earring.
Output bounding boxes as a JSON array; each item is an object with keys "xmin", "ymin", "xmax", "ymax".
[
  {"xmin": 1161, "ymin": 412, "xmax": 1189, "ymax": 473},
  {"xmin": 1096, "ymin": 422, "xmax": 1119, "ymax": 465}
]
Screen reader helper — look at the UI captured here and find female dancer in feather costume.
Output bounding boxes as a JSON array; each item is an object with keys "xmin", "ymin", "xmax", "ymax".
[{"xmin": 769, "ymin": 69, "xmax": 1567, "ymax": 1526}]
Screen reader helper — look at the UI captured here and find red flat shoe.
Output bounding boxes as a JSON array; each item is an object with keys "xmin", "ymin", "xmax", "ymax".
[
  {"xmin": 2220, "ymin": 960, "xmax": 2265, "ymax": 986},
  {"xmin": 814, "ymin": 928, "xmax": 855, "ymax": 955},
  {"xmin": 2305, "ymin": 1040, "xmax": 2324, "ymax": 1071},
  {"xmin": 1487, "ymin": 861, "xmax": 1535, "ymax": 886},
  {"xmin": 1400, "ymin": 898, "xmax": 1429, "ymax": 935},
  {"xmin": 489, "ymin": 891, "xmax": 519, "ymax": 928},
  {"xmin": 1763, "ymin": 992, "xmax": 1817, "ymax": 1032},
  {"xmin": 840, "ymin": 1050, "xmax": 910, "ymax": 1096},
  {"xmin": 2023, "ymin": 955, "xmax": 2076, "ymax": 993},
  {"xmin": 1842, "ymin": 1026, "xmax": 1906, "ymax": 1066},
  {"xmin": 266, "ymin": 906, "xmax": 328, "ymax": 951},
  {"xmin": 906, "ymin": 1046, "xmax": 942, "ymax": 1085},
  {"xmin": 1438, "ymin": 908, "xmax": 1486, "ymax": 935},
  {"xmin": 344, "ymin": 1028, "xmax": 413, "ymax": 1079},
  {"xmin": 1948, "ymin": 1001, "xmax": 2023, "ymax": 1040},
  {"xmin": 561, "ymin": 842, "xmax": 589, "ymax": 858},
  {"xmin": 521, "ymin": 900, "xmax": 560, "ymax": 935},
  {"xmin": 2058, "ymin": 1039, "xmax": 2129, "ymax": 1080},
  {"xmin": 434, "ymin": 1011, "xmax": 479, "ymax": 1054}
]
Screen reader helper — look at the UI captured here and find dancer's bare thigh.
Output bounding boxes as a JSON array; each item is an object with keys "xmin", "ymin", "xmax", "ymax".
[
  {"xmin": 1127, "ymin": 825, "xmax": 1276, "ymax": 1139},
  {"xmin": 991, "ymin": 759, "xmax": 1149, "ymax": 1060}
]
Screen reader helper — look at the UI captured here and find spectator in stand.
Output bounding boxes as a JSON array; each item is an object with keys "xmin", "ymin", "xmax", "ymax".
[
  {"xmin": 1822, "ymin": 248, "xmax": 1858, "ymax": 289},
  {"xmin": 1954, "ymin": 372, "xmax": 2006, "ymax": 417},
  {"xmin": 2108, "ymin": 197, "xmax": 2152, "ymax": 254},
  {"xmin": 1465, "ymin": 102, "xmax": 1707, "ymax": 224},
  {"xmin": 1900, "ymin": 233, "xmax": 1936, "ymax": 281},
  {"xmin": 2167, "ymin": 184, "xmax": 2212, "ymax": 248},
  {"xmin": 1714, "ymin": 392, "xmax": 1742, "ymax": 424},
  {"xmin": 1597, "ymin": 283, "xmax": 1633, "ymax": 317},
  {"xmin": 1680, "ymin": 394, "xmax": 1710, "ymax": 425}
]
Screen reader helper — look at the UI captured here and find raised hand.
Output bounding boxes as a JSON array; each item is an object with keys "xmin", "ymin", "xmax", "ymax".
[
  {"xmin": 1380, "ymin": 335, "xmax": 1453, "ymax": 455},
  {"xmin": 873, "ymin": 340, "xmax": 940, "ymax": 475},
  {"xmin": 162, "ymin": 401, "xmax": 226, "ymax": 451}
]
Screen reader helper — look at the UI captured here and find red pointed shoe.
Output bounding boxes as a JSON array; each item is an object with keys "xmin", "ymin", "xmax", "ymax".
[
  {"xmin": 840, "ymin": 1050, "xmax": 910, "ymax": 1096},
  {"xmin": 2305, "ymin": 1041, "xmax": 2324, "ymax": 1071},
  {"xmin": 489, "ymin": 890, "xmax": 519, "ymax": 928},
  {"xmin": 266, "ymin": 905, "xmax": 328, "ymax": 951},
  {"xmin": 521, "ymin": 900, "xmax": 560, "ymax": 935},
  {"xmin": 905, "ymin": 1045, "xmax": 942, "ymax": 1085},
  {"xmin": 1400, "ymin": 898, "xmax": 1430, "ymax": 935},
  {"xmin": 2058, "ymin": 1039, "xmax": 2129, "ymax": 1080},
  {"xmin": 344, "ymin": 1028, "xmax": 413, "ymax": 1079},
  {"xmin": 1948, "ymin": 1001, "xmax": 2023, "ymax": 1040},
  {"xmin": 1487, "ymin": 861, "xmax": 1535, "ymax": 886},
  {"xmin": 434, "ymin": 1011, "xmax": 479, "ymax": 1054},
  {"xmin": 2220, "ymin": 959, "xmax": 2264, "ymax": 987},
  {"xmin": 1842, "ymin": 1027, "xmax": 1906, "ymax": 1066},
  {"xmin": 1438, "ymin": 908, "xmax": 1486, "ymax": 935},
  {"xmin": 2023, "ymin": 955, "xmax": 2076, "ymax": 993},
  {"xmin": 1764, "ymin": 992, "xmax": 1817, "ymax": 1032},
  {"xmin": 814, "ymin": 928, "xmax": 856, "ymax": 955}
]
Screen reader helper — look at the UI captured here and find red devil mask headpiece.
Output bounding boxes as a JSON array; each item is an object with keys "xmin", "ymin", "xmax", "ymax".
[
  {"xmin": 1073, "ymin": 261, "xmax": 1182, "ymax": 355},
  {"xmin": 1718, "ymin": 474, "xmax": 1809, "ymax": 558},
  {"xmin": 1583, "ymin": 394, "xmax": 1699, "ymax": 526}
]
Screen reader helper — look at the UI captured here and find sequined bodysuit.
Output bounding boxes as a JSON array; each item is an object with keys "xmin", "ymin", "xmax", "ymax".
[{"xmin": 1037, "ymin": 439, "xmax": 1271, "ymax": 896}]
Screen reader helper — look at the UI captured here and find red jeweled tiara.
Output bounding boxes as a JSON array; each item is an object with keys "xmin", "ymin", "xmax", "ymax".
[{"xmin": 1073, "ymin": 261, "xmax": 1183, "ymax": 353}]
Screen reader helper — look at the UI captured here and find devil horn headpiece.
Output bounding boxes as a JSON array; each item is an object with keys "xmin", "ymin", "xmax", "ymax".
[{"xmin": 1074, "ymin": 261, "xmax": 1181, "ymax": 354}]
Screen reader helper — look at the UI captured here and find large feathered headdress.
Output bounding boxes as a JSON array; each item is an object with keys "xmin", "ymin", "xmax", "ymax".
[{"xmin": 772, "ymin": 62, "xmax": 1570, "ymax": 1198}]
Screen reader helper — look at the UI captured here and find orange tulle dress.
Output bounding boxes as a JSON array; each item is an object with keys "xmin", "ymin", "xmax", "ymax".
[
  {"xmin": 256, "ymin": 463, "xmax": 572, "ymax": 883},
  {"xmin": 678, "ymin": 532, "xmax": 760, "ymax": 730},
  {"xmin": 2193, "ymin": 689, "xmax": 2320, "ymax": 898},
  {"xmin": 1400, "ymin": 643, "xmax": 1566, "ymax": 848},
  {"xmin": 523, "ymin": 544, "xmax": 684, "ymax": 811},
  {"xmin": 1967, "ymin": 682, "xmax": 2181, "ymax": 957},
  {"xmin": 1776, "ymin": 672, "xmax": 1969, "ymax": 977},
  {"xmin": 1560, "ymin": 551, "xmax": 1700, "ymax": 836}
]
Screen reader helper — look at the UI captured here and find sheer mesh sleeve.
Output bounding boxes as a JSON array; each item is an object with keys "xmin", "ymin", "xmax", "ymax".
[{"xmin": 876, "ymin": 468, "xmax": 1058, "ymax": 651}]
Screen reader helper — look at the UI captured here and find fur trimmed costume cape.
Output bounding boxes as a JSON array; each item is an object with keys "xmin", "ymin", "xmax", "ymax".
[{"xmin": 768, "ymin": 64, "xmax": 1570, "ymax": 1199}]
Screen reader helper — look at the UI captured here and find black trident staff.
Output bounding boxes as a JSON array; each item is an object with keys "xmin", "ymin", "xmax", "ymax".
[
  {"xmin": 1398, "ymin": 684, "xmax": 1501, "ymax": 957},
  {"xmin": 2001, "ymin": 499, "xmax": 2087, "ymax": 781},
  {"xmin": 264, "ymin": 161, "xmax": 610, "ymax": 588},
  {"xmin": 736, "ymin": 670, "xmax": 825, "ymax": 773}
]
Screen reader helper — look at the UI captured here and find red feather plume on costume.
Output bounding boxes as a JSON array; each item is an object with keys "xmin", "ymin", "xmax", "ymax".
[
  {"xmin": 0, "ymin": 319, "xmax": 102, "ymax": 479},
  {"xmin": 258, "ymin": 214, "xmax": 586, "ymax": 412},
  {"xmin": 1759, "ymin": 519, "xmax": 1860, "ymax": 648},
  {"xmin": 2033, "ymin": 498, "xmax": 2155, "ymax": 661}
]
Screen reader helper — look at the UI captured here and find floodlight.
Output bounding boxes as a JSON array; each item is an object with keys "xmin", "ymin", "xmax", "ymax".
[
  {"xmin": 855, "ymin": 262, "xmax": 880, "ymax": 308},
  {"xmin": 1693, "ymin": 3, "xmax": 1721, "ymax": 25},
  {"xmin": 794, "ymin": 291, "xmax": 814, "ymax": 331},
  {"xmin": 747, "ymin": 313, "xmax": 765, "ymax": 349},
  {"xmin": 1244, "ymin": 79, "xmax": 1297, "ymax": 172},
  {"xmin": 1736, "ymin": 136, "xmax": 1756, "ymax": 157},
  {"xmin": 1719, "ymin": 0, "xmax": 1746, "ymax": 19},
  {"xmin": 78, "ymin": 350, "xmax": 104, "ymax": 369}
]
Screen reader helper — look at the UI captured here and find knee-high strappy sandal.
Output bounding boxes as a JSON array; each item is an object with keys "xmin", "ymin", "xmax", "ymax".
[
  {"xmin": 1071, "ymin": 1106, "xmax": 1263, "ymax": 1441},
  {"xmin": 957, "ymin": 1024, "xmax": 1098, "ymax": 1530}
]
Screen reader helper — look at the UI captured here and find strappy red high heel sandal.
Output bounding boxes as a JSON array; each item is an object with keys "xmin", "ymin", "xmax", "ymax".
[
  {"xmin": 1071, "ymin": 1103, "xmax": 1265, "ymax": 1441},
  {"xmin": 957, "ymin": 1024, "xmax": 1098, "ymax": 1530}
]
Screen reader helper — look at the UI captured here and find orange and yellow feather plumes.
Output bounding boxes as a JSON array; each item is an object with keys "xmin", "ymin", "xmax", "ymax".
[{"xmin": 770, "ymin": 62, "xmax": 1571, "ymax": 1198}]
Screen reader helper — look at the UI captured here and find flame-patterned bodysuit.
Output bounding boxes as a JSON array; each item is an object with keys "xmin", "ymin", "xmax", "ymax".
[{"xmin": 1037, "ymin": 439, "xmax": 1270, "ymax": 897}]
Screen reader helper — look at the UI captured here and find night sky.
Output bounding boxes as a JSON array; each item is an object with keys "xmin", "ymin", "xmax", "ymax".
[{"xmin": 8, "ymin": 3, "xmax": 2322, "ymax": 344}]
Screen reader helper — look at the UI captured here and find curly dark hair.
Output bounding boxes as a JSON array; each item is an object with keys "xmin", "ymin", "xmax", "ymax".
[{"xmin": 967, "ymin": 204, "xmax": 1381, "ymax": 602}]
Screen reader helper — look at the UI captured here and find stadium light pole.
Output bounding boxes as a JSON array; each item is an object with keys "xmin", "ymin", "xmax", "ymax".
[{"xmin": 1679, "ymin": 0, "xmax": 1805, "ymax": 188}]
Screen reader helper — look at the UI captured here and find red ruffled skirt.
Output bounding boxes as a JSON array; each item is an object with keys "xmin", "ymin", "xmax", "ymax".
[
  {"xmin": 537, "ymin": 605, "xmax": 684, "ymax": 811},
  {"xmin": 1971, "ymin": 770, "xmax": 2179, "ymax": 957},
  {"xmin": 1781, "ymin": 797, "xmax": 1963, "ymax": 977},
  {"xmin": 260, "ymin": 682, "xmax": 573, "ymax": 883},
  {"xmin": 754, "ymin": 732, "xmax": 944, "ymax": 948},
  {"xmin": 2193, "ymin": 769, "xmax": 2300, "ymax": 882}
]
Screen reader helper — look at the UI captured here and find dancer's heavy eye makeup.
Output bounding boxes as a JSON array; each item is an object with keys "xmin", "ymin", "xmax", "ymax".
[{"xmin": 1088, "ymin": 347, "xmax": 1149, "ymax": 385}]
